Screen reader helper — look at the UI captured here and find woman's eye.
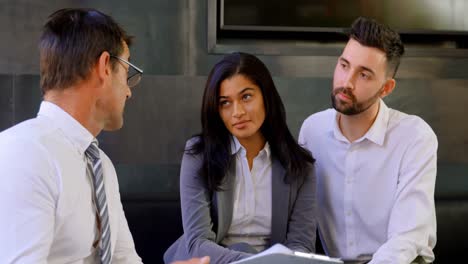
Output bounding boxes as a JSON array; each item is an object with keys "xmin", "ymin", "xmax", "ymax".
[
  {"xmin": 242, "ymin": 94, "xmax": 252, "ymax": 100},
  {"xmin": 219, "ymin": 100, "xmax": 230, "ymax": 107}
]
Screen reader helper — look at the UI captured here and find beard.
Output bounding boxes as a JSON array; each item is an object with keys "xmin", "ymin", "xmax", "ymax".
[{"xmin": 331, "ymin": 86, "xmax": 383, "ymax": 115}]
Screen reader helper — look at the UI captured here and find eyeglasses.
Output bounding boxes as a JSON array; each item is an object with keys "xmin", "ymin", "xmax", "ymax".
[{"xmin": 110, "ymin": 55, "xmax": 144, "ymax": 87}]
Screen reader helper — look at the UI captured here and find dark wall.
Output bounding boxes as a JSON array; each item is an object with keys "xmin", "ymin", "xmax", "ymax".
[{"xmin": 0, "ymin": 0, "xmax": 467, "ymax": 263}]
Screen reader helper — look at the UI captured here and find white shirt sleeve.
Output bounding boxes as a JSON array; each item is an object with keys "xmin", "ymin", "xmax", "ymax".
[
  {"xmin": 370, "ymin": 128, "xmax": 438, "ymax": 264},
  {"xmin": 112, "ymin": 189, "xmax": 142, "ymax": 264},
  {"xmin": 99, "ymin": 153, "xmax": 142, "ymax": 264},
  {"xmin": 298, "ymin": 118, "xmax": 309, "ymax": 147},
  {"xmin": 0, "ymin": 138, "xmax": 58, "ymax": 264},
  {"xmin": 111, "ymin": 199, "xmax": 143, "ymax": 264}
]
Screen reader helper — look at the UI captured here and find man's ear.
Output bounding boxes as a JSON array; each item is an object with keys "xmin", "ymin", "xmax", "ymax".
[
  {"xmin": 380, "ymin": 78, "xmax": 396, "ymax": 98},
  {"xmin": 96, "ymin": 51, "xmax": 112, "ymax": 82}
]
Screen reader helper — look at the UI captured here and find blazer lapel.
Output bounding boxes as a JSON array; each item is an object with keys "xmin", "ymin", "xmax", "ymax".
[
  {"xmin": 214, "ymin": 161, "xmax": 236, "ymax": 243},
  {"xmin": 270, "ymin": 158, "xmax": 290, "ymax": 245}
]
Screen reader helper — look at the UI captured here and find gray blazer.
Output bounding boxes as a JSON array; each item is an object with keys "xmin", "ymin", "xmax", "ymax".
[{"xmin": 163, "ymin": 139, "xmax": 317, "ymax": 264}]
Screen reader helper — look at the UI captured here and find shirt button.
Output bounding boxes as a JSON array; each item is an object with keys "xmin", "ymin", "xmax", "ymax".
[
  {"xmin": 349, "ymin": 242, "xmax": 354, "ymax": 246},
  {"xmin": 347, "ymin": 211, "xmax": 352, "ymax": 216}
]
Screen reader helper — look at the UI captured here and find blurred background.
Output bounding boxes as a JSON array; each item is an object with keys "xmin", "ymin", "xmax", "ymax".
[{"xmin": 0, "ymin": 0, "xmax": 467, "ymax": 262}]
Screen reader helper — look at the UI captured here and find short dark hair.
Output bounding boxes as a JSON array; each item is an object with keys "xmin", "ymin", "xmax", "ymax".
[
  {"xmin": 190, "ymin": 52, "xmax": 314, "ymax": 191},
  {"xmin": 39, "ymin": 8, "xmax": 133, "ymax": 93},
  {"xmin": 348, "ymin": 17, "xmax": 405, "ymax": 78}
]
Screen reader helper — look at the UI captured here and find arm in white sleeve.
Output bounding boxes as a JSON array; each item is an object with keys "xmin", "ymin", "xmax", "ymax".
[
  {"xmin": 0, "ymin": 138, "xmax": 57, "ymax": 264},
  {"xmin": 370, "ymin": 127, "xmax": 437, "ymax": 264},
  {"xmin": 111, "ymin": 196, "xmax": 143, "ymax": 264},
  {"xmin": 99, "ymin": 154, "xmax": 143, "ymax": 264}
]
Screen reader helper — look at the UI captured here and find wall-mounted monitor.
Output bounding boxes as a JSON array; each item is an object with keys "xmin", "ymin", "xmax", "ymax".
[{"xmin": 219, "ymin": 0, "xmax": 468, "ymax": 47}]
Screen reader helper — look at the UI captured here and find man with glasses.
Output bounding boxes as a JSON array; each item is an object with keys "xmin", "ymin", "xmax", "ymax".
[
  {"xmin": 0, "ymin": 8, "xmax": 209, "ymax": 264},
  {"xmin": 111, "ymin": 55, "xmax": 144, "ymax": 88}
]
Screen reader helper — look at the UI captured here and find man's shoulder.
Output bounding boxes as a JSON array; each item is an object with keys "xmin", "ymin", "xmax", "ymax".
[
  {"xmin": 301, "ymin": 108, "xmax": 334, "ymax": 131},
  {"xmin": 0, "ymin": 117, "xmax": 60, "ymax": 159},
  {"xmin": 388, "ymin": 108, "xmax": 436, "ymax": 140},
  {"xmin": 0, "ymin": 117, "xmax": 54, "ymax": 142},
  {"xmin": 0, "ymin": 119, "xmax": 57, "ymax": 184}
]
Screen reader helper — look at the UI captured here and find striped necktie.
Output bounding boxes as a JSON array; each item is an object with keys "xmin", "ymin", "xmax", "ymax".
[{"xmin": 86, "ymin": 140, "xmax": 112, "ymax": 264}]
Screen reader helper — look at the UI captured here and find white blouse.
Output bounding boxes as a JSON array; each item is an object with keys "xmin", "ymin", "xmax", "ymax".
[{"xmin": 221, "ymin": 137, "xmax": 272, "ymax": 252}]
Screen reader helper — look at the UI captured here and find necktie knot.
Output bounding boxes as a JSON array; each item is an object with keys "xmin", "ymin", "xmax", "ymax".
[{"xmin": 86, "ymin": 140, "xmax": 100, "ymax": 161}]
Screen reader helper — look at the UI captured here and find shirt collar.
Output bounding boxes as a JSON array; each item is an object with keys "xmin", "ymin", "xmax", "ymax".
[
  {"xmin": 363, "ymin": 99, "xmax": 389, "ymax": 146},
  {"xmin": 331, "ymin": 99, "xmax": 389, "ymax": 146},
  {"xmin": 230, "ymin": 136, "xmax": 271, "ymax": 158},
  {"xmin": 37, "ymin": 101, "xmax": 95, "ymax": 155}
]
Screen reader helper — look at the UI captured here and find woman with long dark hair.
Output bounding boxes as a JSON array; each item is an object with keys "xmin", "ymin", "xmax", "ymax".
[{"xmin": 164, "ymin": 52, "xmax": 316, "ymax": 264}]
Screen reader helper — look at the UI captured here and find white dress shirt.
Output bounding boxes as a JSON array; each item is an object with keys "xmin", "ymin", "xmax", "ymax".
[
  {"xmin": 0, "ymin": 101, "xmax": 142, "ymax": 264},
  {"xmin": 299, "ymin": 100, "xmax": 437, "ymax": 264},
  {"xmin": 221, "ymin": 137, "xmax": 272, "ymax": 252}
]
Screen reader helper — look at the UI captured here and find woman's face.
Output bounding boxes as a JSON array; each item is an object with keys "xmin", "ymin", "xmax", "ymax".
[{"xmin": 218, "ymin": 74, "xmax": 266, "ymax": 145}]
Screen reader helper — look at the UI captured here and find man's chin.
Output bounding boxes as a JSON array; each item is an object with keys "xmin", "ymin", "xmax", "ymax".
[
  {"xmin": 333, "ymin": 100, "xmax": 357, "ymax": 115},
  {"xmin": 333, "ymin": 102, "xmax": 361, "ymax": 116},
  {"xmin": 338, "ymin": 109, "xmax": 360, "ymax": 116},
  {"xmin": 103, "ymin": 120, "xmax": 124, "ymax": 131}
]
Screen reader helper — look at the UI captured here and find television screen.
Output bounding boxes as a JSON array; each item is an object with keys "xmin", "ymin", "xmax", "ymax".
[
  {"xmin": 219, "ymin": 0, "xmax": 468, "ymax": 47},
  {"xmin": 221, "ymin": 0, "xmax": 468, "ymax": 35}
]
